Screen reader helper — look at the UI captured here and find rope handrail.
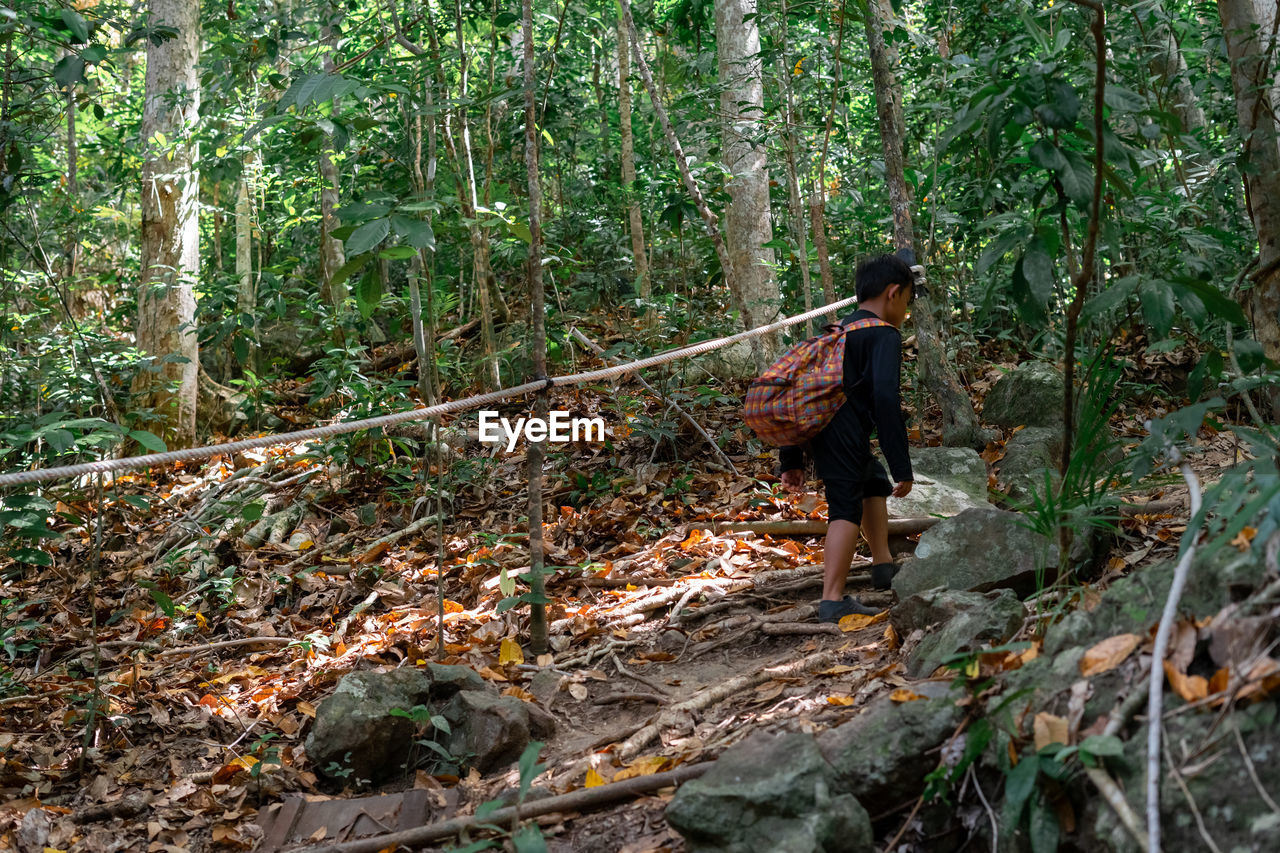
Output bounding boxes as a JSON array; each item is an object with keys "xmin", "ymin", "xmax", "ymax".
[{"xmin": 0, "ymin": 295, "xmax": 861, "ymax": 488}]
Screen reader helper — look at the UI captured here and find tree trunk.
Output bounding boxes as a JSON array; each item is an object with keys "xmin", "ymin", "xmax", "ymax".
[
  {"xmin": 318, "ymin": 10, "xmax": 346, "ymax": 335},
  {"xmin": 1221, "ymin": 0, "xmax": 1280, "ymax": 415},
  {"xmin": 715, "ymin": 0, "xmax": 781, "ymax": 363},
  {"xmin": 779, "ymin": 0, "xmax": 813, "ymax": 337},
  {"xmin": 864, "ymin": 0, "xmax": 988, "ymax": 449},
  {"xmin": 134, "ymin": 0, "xmax": 200, "ymax": 448},
  {"xmin": 618, "ymin": 12, "xmax": 650, "ymax": 303},
  {"xmin": 522, "ymin": 0, "xmax": 548, "ymax": 655},
  {"xmin": 235, "ymin": 151, "xmax": 257, "ymax": 375}
]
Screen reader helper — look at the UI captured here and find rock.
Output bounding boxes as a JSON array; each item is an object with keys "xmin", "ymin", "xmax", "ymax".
[
  {"xmin": 888, "ymin": 446, "xmax": 995, "ymax": 518},
  {"xmin": 892, "ymin": 588, "xmax": 1025, "ymax": 678},
  {"xmin": 818, "ymin": 680, "xmax": 966, "ymax": 806},
  {"xmin": 893, "ymin": 508, "xmax": 1058, "ymax": 599},
  {"xmin": 997, "ymin": 427, "xmax": 1062, "ymax": 501},
  {"xmin": 306, "ymin": 668, "xmax": 438, "ymax": 785},
  {"xmin": 983, "ymin": 362, "xmax": 1064, "ymax": 429},
  {"xmin": 666, "ymin": 731, "xmax": 872, "ymax": 853},
  {"xmin": 1081, "ymin": 702, "xmax": 1280, "ymax": 852},
  {"xmin": 423, "ymin": 662, "xmax": 489, "ymax": 697},
  {"xmin": 440, "ymin": 690, "xmax": 533, "ymax": 775},
  {"xmin": 704, "ymin": 340, "xmax": 760, "ymax": 382}
]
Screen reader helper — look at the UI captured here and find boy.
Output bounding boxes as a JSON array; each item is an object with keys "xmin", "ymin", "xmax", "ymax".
[{"xmin": 779, "ymin": 253, "xmax": 915, "ymax": 623}]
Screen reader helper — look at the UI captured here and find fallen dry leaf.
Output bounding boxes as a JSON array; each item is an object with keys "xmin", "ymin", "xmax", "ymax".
[
  {"xmin": 498, "ymin": 638, "xmax": 524, "ymax": 666},
  {"xmin": 827, "ymin": 694, "xmax": 856, "ymax": 706},
  {"xmin": 1080, "ymin": 633, "xmax": 1143, "ymax": 677},
  {"xmin": 584, "ymin": 768, "xmax": 605, "ymax": 788},
  {"xmin": 1034, "ymin": 712, "xmax": 1070, "ymax": 751},
  {"xmin": 1162, "ymin": 661, "xmax": 1208, "ymax": 702},
  {"xmin": 614, "ymin": 755, "xmax": 669, "ymax": 781},
  {"xmin": 838, "ymin": 611, "xmax": 887, "ymax": 632},
  {"xmin": 889, "ymin": 689, "xmax": 924, "ymax": 702}
]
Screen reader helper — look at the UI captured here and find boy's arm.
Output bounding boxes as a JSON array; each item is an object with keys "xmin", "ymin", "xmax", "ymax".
[{"xmin": 866, "ymin": 331, "xmax": 914, "ymax": 484}]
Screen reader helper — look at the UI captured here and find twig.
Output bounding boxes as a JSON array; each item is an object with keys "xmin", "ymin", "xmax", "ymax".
[
  {"xmin": 155, "ymin": 636, "xmax": 295, "ymax": 657},
  {"xmin": 593, "ymin": 692, "xmax": 666, "ymax": 705},
  {"xmin": 1146, "ymin": 442, "xmax": 1203, "ymax": 852},
  {"xmin": 611, "ymin": 652, "xmax": 671, "ymax": 695},
  {"xmin": 294, "ymin": 761, "xmax": 712, "ymax": 853},
  {"xmin": 1084, "ymin": 766, "xmax": 1149, "ymax": 851},
  {"xmin": 968, "ymin": 766, "xmax": 998, "ymax": 851},
  {"xmin": 1164, "ymin": 732, "xmax": 1223, "ymax": 853},
  {"xmin": 570, "ymin": 326, "xmax": 739, "ymax": 474},
  {"xmin": 1233, "ymin": 723, "xmax": 1280, "ymax": 815}
]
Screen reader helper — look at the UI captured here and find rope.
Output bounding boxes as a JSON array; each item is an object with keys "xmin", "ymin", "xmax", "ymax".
[{"xmin": 0, "ymin": 295, "xmax": 861, "ymax": 488}]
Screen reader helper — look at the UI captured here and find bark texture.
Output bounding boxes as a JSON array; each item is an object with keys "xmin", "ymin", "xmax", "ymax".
[
  {"xmin": 135, "ymin": 0, "xmax": 200, "ymax": 447},
  {"xmin": 715, "ymin": 0, "xmax": 781, "ymax": 361},
  {"xmin": 317, "ymin": 11, "xmax": 347, "ymax": 326},
  {"xmin": 1221, "ymin": 0, "xmax": 1280, "ymax": 413},
  {"xmin": 618, "ymin": 12, "xmax": 650, "ymax": 301},
  {"xmin": 864, "ymin": 0, "xmax": 988, "ymax": 449}
]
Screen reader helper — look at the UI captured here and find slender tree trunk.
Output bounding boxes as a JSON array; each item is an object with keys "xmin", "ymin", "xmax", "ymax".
[
  {"xmin": 522, "ymin": 0, "xmax": 549, "ymax": 655},
  {"xmin": 453, "ymin": 0, "xmax": 500, "ymax": 389},
  {"xmin": 779, "ymin": 0, "xmax": 813, "ymax": 337},
  {"xmin": 318, "ymin": 10, "xmax": 346, "ymax": 336},
  {"xmin": 812, "ymin": 1, "xmax": 846, "ymax": 324},
  {"xmin": 864, "ymin": 0, "xmax": 988, "ymax": 449},
  {"xmin": 1221, "ymin": 0, "xmax": 1280, "ymax": 416},
  {"xmin": 715, "ymin": 0, "xmax": 781, "ymax": 364},
  {"xmin": 235, "ymin": 149, "xmax": 257, "ymax": 376},
  {"xmin": 134, "ymin": 0, "xmax": 200, "ymax": 448},
  {"xmin": 64, "ymin": 56, "xmax": 78, "ymax": 283},
  {"xmin": 618, "ymin": 12, "xmax": 650, "ymax": 304}
]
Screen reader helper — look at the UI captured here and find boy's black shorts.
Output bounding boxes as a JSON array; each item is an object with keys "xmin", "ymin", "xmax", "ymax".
[{"xmin": 811, "ymin": 402, "xmax": 893, "ymax": 526}]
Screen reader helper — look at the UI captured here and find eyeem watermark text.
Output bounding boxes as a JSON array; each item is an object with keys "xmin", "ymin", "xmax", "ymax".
[{"xmin": 478, "ymin": 411, "xmax": 606, "ymax": 452}]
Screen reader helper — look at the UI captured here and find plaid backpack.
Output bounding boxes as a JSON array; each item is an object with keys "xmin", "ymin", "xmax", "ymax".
[{"xmin": 744, "ymin": 317, "xmax": 891, "ymax": 446}]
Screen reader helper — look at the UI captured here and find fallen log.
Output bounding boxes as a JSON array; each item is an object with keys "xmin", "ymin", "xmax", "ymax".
[{"xmin": 295, "ymin": 761, "xmax": 712, "ymax": 853}]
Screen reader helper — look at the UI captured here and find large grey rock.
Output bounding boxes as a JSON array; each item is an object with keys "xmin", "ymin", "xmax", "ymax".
[
  {"xmin": 817, "ymin": 680, "xmax": 965, "ymax": 805},
  {"xmin": 306, "ymin": 668, "xmax": 439, "ymax": 785},
  {"xmin": 440, "ymin": 690, "xmax": 537, "ymax": 775},
  {"xmin": 892, "ymin": 508, "xmax": 1058, "ymax": 599},
  {"xmin": 892, "ymin": 588, "xmax": 1025, "ymax": 677},
  {"xmin": 983, "ymin": 362, "xmax": 1064, "ymax": 428},
  {"xmin": 666, "ymin": 731, "xmax": 872, "ymax": 853},
  {"xmin": 997, "ymin": 427, "xmax": 1062, "ymax": 501},
  {"xmin": 888, "ymin": 446, "xmax": 995, "ymax": 518},
  {"xmin": 703, "ymin": 340, "xmax": 758, "ymax": 382}
]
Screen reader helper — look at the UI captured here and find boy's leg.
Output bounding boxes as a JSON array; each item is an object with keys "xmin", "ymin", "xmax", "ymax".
[
  {"xmin": 860, "ymin": 496, "xmax": 893, "ymax": 566},
  {"xmin": 822, "ymin": 519, "xmax": 860, "ymax": 601}
]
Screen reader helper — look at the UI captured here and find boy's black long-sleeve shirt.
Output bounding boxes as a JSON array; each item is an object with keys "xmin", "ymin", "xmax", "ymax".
[{"xmin": 778, "ymin": 308, "xmax": 913, "ymax": 483}]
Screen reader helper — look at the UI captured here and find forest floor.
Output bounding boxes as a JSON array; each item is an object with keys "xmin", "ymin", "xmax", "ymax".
[{"xmin": 0, "ymin": 331, "xmax": 1248, "ymax": 852}]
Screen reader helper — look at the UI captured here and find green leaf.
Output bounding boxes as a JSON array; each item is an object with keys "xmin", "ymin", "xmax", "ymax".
[
  {"xmin": 494, "ymin": 11, "xmax": 519, "ymax": 27},
  {"xmin": 1169, "ymin": 277, "xmax": 1247, "ymax": 327},
  {"xmin": 512, "ymin": 824, "xmax": 548, "ymax": 853},
  {"xmin": 1003, "ymin": 753, "xmax": 1039, "ymax": 826},
  {"xmin": 499, "ymin": 566, "xmax": 516, "ymax": 597},
  {"xmin": 1081, "ymin": 276, "xmax": 1138, "ymax": 323},
  {"xmin": 976, "ymin": 228, "xmax": 1026, "ymax": 276},
  {"xmin": 241, "ymin": 500, "xmax": 265, "ymax": 522},
  {"xmin": 1021, "ymin": 242, "xmax": 1055, "ymax": 305},
  {"xmin": 430, "ymin": 714, "xmax": 452, "ymax": 735},
  {"xmin": 378, "ymin": 246, "xmax": 418, "ymax": 260},
  {"xmin": 330, "ymin": 254, "xmax": 373, "ymax": 291},
  {"xmin": 507, "ymin": 220, "xmax": 532, "ymax": 244},
  {"xmin": 1139, "ymin": 282, "xmax": 1176, "ymax": 338},
  {"xmin": 1029, "ymin": 795, "xmax": 1060, "ymax": 853},
  {"xmin": 1235, "ymin": 339, "xmax": 1268, "ymax": 373},
  {"xmin": 1060, "ymin": 149, "xmax": 1094, "ymax": 207},
  {"xmin": 356, "ymin": 268, "xmax": 383, "ymax": 319},
  {"xmin": 1078, "ymin": 734, "xmax": 1125, "ymax": 758},
  {"xmin": 129, "ymin": 430, "xmax": 168, "ymax": 452},
  {"xmin": 391, "ymin": 215, "xmax": 435, "ymax": 251},
  {"xmin": 1011, "ymin": 255, "xmax": 1048, "ymax": 326},
  {"xmin": 346, "ymin": 218, "xmax": 390, "ymax": 255},
  {"xmin": 60, "ymin": 9, "xmax": 90, "ymax": 42},
  {"xmin": 81, "ymin": 45, "xmax": 107, "ymax": 63},
  {"xmin": 53, "ymin": 55, "xmax": 86, "ymax": 88},
  {"xmin": 1028, "ymin": 138, "xmax": 1067, "ymax": 172},
  {"xmin": 1035, "ymin": 79, "xmax": 1079, "ymax": 129},
  {"xmin": 120, "ymin": 495, "xmax": 151, "ymax": 511},
  {"xmin": 517, "ymin": 740, "xmax": 545, "ymax": 801},
  {"xmin": 10, "ymin": 547, "xmax": 51, "ymax": 566}
]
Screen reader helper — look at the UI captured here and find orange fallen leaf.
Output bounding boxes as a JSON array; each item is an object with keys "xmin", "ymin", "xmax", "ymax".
[
  {"xmin": 585, "ymin": 768, "xmax": 605, "ymax": 788},
  {"xmin": 1231, "ymin": 526, "xmax": 1257, "ymax": 552},
  {"xmin": 1034, "ymin": 712, "xmax": 1070, "ymax": 751},
  {"xmin": 1162, "ymin": 661, "xmax": 1208, "ymax": 702},
  {"xmin": 883, "ymin": 623, "xmax": 900, "ymax": 650},
  {"xmin": 819, "ymin": 665, "xmax": 858, "ymax": 676},
  {"xmin": 679, "ymin": 529, "xmax": 705, "ymax": 551},
  {"xmin": 1080, "ymin": 633, "xmax": 1143, "ymax": 677},
  {"xmin": 827, "ymin": 694, "xmax": 856, "ymax": 706},
  {"xmin": 890, "ymin": 689, "xmax": 924, "ymax": 702},
  {"xmin": 839, "ymin": 611, "xmax": 887, "ymax": 632},
  {"xmin": 1209, "ymin": 667, "xmax": 1230, "ymax": 695}
]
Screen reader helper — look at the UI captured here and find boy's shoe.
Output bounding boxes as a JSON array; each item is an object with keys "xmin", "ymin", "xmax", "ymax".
[
  {"xmin": 818, "ymin": 596, "xmax": 881, "ymax": 623},
  {"xmin": 870, "ymin": 562, "xmax": 899, "ymax": 591}
]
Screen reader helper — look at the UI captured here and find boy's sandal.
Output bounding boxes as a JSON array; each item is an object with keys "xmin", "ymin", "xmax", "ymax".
[
  {"xmin": 818, "ymin": 595, "xmax": 881, "ymax": 623},
  {"xmin": 870, "ymin": 562, "xmax": 899, "ymax": 591}
]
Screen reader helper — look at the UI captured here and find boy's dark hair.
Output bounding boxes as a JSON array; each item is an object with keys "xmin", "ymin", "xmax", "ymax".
[{"xmin": 855, "ymin": 254, "xmax": 915, "ymax": 303}]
